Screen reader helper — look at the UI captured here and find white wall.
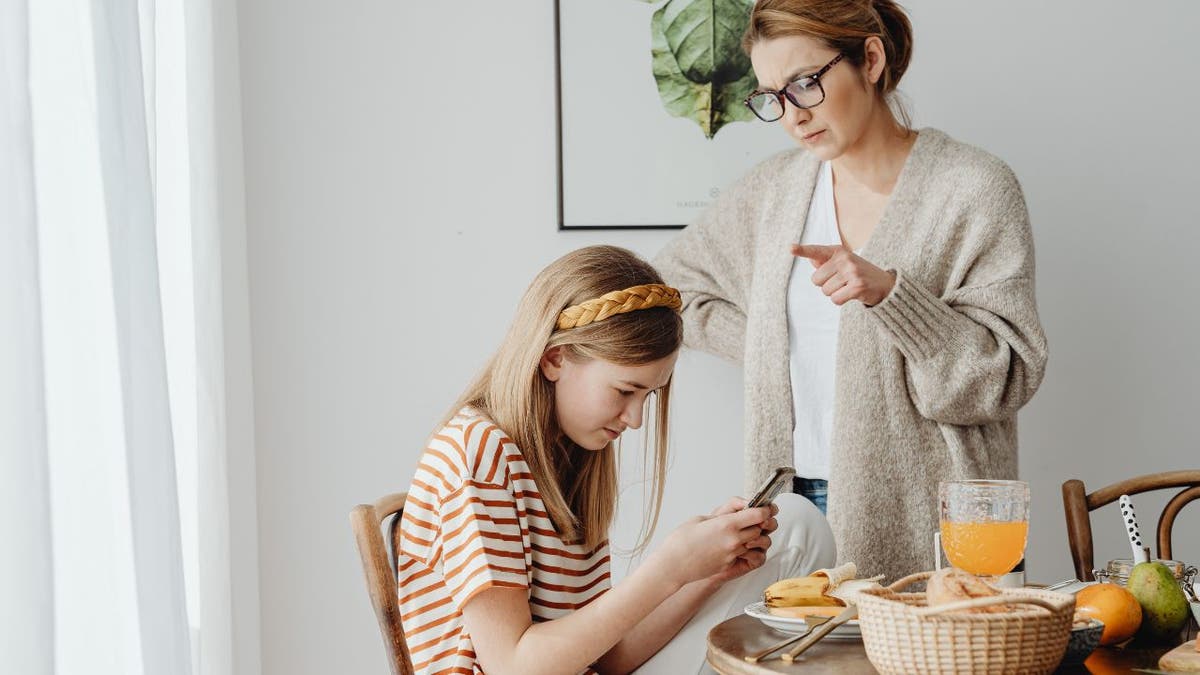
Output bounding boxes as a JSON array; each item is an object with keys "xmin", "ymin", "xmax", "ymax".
[{"xmin": 235, "ymin": 2, "xmax": 1200, "ymax": 673}]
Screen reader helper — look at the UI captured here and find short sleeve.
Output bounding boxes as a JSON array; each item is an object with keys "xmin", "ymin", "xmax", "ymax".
[{"xmin": 439, "ymin": 480, "xmax": 530, "ymax": 610}]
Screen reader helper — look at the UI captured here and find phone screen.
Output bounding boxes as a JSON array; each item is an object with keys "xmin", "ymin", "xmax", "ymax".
[{"xmin": 746, "ymin": 466, "xmax": 796, "ymax": 509}]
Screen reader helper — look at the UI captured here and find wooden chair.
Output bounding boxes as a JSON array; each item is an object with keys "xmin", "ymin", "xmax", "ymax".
[
  {"xmin": 350, "ymin": 492, "xmax": 414, "ymax": 675},
  {"xmin": 1062, "ymin": 470, "xmax": 1200, "ymax": 581}
]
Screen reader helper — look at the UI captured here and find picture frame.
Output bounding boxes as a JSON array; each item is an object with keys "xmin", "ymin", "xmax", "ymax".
[{"xmin": 554, "ymin": 0, "xmax": 786, "ymax": 230}]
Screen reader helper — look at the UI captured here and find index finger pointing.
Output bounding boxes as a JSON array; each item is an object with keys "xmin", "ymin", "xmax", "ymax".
[{"xmin": 791, "ymin": 244, "xmax": 837, "ymax": 267}]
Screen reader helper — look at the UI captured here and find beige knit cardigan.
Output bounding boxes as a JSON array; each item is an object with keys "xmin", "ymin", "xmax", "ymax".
[{"xmin": 654, "ymin": 128, "xmax": 1048, "ymax": 582}]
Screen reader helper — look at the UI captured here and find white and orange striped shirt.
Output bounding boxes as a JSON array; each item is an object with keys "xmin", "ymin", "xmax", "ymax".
[{"xmin": 398, "ymin": 408, "xmax": 611, "ymax": 675}]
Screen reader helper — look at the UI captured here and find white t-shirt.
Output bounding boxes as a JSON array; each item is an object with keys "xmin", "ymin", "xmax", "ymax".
[{"xmin": 787, "ymin": 161, "xmax": 846, "ymax": 480}]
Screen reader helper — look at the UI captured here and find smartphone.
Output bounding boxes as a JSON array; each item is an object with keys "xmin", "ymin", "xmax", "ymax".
[{"xmin": 745, "ymin": 466, "xmax": 796, "ymax": 509}]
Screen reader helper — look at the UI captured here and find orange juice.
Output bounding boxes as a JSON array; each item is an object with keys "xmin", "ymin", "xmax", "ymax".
[{"xmin": 940, "ymin": 520, "xmax": 1028, "ymax": 576}]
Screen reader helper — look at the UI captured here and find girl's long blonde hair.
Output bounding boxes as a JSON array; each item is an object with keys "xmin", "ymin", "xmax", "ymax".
[{"xmin": 438, "ymin": 245, "xmax": 682, "ymax": 551}]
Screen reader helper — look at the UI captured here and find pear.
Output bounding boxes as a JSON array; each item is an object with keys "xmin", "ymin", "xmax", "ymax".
[{"xmin": 1127, "ymin": 561, "xmax": 1191, "ymax": 644}]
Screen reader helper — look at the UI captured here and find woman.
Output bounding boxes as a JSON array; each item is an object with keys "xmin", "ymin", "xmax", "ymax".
[{"xmin": 655, "ymin": 0, "xmax": 1047, "ymax": 583}]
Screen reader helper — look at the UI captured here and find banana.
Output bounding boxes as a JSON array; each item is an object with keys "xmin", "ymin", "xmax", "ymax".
[
  {"xmin": 766, "ymin": 605, "xmax": 844, "ymax": 619},
  {"xmin": 763, "ymin": 575, "xmax": 841, "ymax": 607}
]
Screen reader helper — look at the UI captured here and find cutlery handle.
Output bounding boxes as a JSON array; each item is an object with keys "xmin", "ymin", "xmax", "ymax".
[
  {"xmin": 782, "ymin": 609, "xmax": 855, "ymax": 662},
  {"xmin": 1119, "ymin": 494, "xmax": 1150, "ymax": 564},
  {"xmin": 743, "ymin": 628, "xmax": 810, "ymax": 663}
]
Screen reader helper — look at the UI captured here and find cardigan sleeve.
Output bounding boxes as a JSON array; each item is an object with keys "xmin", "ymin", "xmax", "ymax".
[
  {"xmin": 653, "ymin": 176, "xmax": 759, "ymax": 364},
  {"xmin": 865, "ymin": 169, "xmax": 1048, "ymax": 426}
]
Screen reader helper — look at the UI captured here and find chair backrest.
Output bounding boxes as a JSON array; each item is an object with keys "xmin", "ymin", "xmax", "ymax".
[
  {"xmin": 350, "ymin": 492, "xmax": 414, "ymax": 675},
  {"xmin": 1061, "ymin": 470, "xmax": 1200, "ymax": 581}
]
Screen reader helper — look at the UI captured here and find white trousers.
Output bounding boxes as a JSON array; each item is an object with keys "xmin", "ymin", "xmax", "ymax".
[{"xmin": 633, "ymin": 493, "xmax": 837, "ymax": 675}]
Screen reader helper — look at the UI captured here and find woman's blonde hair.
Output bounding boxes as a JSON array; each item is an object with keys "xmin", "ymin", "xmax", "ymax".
[
  {"xmin": 437, "ymin": 245, "xmax": 682, "ymax": 551},
  {"xmin": 743, "ymin": 0, "xmax": 914, "ymax": 128}
]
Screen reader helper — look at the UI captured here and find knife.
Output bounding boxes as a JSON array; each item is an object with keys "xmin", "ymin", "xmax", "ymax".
[{"xmin": 781, "ymin": 603, "xmax": 858, "ymax": 662}]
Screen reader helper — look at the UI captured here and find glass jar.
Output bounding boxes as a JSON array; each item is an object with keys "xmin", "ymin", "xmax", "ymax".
[{"xmin": 1093, "ymin": 558, "xmax": 1198, "ymax": 599}]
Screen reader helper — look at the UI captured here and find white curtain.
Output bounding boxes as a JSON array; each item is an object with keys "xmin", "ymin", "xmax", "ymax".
[{"xmin": 1, "ymin": 0, "xmax": 235, "ymax": 673}]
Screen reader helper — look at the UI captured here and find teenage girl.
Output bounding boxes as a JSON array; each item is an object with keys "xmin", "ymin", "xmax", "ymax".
[{"xmin": 397, "ymin": 245, "xmax": 834, "ymax": 674}]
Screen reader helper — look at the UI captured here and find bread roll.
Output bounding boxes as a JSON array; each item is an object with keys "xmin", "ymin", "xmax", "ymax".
[{"xmin": 926, "ymin": 567, "xmax": 1011, "ymax": 614}]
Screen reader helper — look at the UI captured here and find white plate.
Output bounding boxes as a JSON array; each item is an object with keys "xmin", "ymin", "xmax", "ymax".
[{"xmin": 743, "ymin": 602, "xmax": 861, "ymax": 639}]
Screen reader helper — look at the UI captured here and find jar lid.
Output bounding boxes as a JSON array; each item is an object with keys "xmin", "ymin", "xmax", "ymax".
[{"xmin": 1103, "ymin": 558, "xmax": 1188, "ymax": 577}]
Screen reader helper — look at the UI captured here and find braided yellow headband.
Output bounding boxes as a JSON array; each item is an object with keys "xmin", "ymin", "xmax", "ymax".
[{"xmin": 556, "ymin": 283, "xmax": 682, "ymax": 330}]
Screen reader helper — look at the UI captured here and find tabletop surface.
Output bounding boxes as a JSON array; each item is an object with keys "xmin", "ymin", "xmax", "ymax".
[{"xmin": 706, "ymin": 613, "xmax": 1182, "ymax": 675}]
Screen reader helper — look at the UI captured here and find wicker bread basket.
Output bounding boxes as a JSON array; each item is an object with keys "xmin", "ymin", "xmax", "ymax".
[{"xmin": 853, "ymin": 571, "xmax": 1075, "ymax": 675}]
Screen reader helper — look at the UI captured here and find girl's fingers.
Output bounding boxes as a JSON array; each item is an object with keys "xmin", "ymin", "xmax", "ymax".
[
  {"xmin": 725, "ymin": 506, "xmax": 771, "ymax": 530},
  {"xmin": 737, "ymin": 522, "xmax": 770, "ymax": 544},
  {"xmin": 709, "ymin": 496, "xmax": 751, "ymax": 518},
  {"xmin": 715, "ymin": 506, "xmax": 774, "ymax": 551},
  {"xmin": 739, "ymin": 549, "xmax": 766, "ymax": 569},
  {"xmin": 744, "ymin": 534, "xmax": 771, "ymax": 551}
]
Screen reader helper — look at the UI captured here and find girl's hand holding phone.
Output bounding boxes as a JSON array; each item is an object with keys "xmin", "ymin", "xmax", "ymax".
[
  {"xmin": 708, "ymin": 497, "xmax": 778, "ymax": 583},
  {"xmin": 647, "ymin": 500, "xmax": 777, "ymax": 588}
]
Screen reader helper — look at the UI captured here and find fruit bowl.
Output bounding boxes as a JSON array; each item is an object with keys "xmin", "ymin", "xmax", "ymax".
[{"xmin": 1062, "ymin": 619, "xmax": 1104, "ymax": 665}]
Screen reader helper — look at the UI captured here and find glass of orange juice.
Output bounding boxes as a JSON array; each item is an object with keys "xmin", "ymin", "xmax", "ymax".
[{"xmin": 939, "ymin": 480, "xmax": 1029, "ymax": 577}]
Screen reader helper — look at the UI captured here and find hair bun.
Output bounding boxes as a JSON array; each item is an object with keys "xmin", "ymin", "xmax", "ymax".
[{"xmin": 870, "ymin": 0, "xmax": 913, "ymax": 93}]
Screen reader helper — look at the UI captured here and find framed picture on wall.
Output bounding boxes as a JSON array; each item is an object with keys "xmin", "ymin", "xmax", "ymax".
[{"xmin": 555, "ymin": 0, "xmax": 785, "ymax": 230}]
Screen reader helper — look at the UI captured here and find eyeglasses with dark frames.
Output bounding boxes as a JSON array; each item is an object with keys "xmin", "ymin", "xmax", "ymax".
[{"xmin": 744, "ymin": 52, "xmax": 845, "ymax": 122}]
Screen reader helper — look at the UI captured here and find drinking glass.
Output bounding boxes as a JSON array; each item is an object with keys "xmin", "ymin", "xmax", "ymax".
[{"xmin": 939, "ymin": 480, "xmax": 1030, "ymax": 577}]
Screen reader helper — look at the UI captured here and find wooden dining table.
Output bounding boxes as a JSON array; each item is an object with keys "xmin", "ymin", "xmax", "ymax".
[{"xmin": 706, "ymin": 612, "xmax": 1184, "ymax": 674}]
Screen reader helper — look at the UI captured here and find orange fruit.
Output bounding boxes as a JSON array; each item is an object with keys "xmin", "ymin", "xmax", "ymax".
[{"xmin": 1074, "ymin": 583, "xmax": 1143, "ymax": 646}]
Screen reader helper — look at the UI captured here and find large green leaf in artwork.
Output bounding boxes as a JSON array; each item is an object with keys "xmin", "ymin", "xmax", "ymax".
[
  {"xmin": 650, "ymin": 0, "xmax": 756, "ymax": 138},
  {"xmin": 661, "ymin": 0, "xmax": 751, "ymax": 85}
]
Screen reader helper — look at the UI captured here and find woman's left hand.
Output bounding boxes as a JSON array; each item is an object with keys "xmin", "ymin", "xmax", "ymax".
[{"xmin": 791, "ymin": 244, "xmax": 896, "ymax": 306}]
